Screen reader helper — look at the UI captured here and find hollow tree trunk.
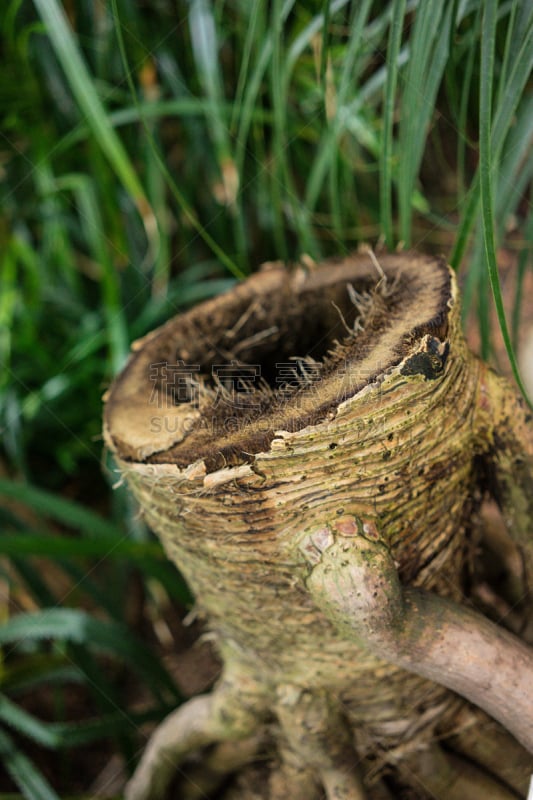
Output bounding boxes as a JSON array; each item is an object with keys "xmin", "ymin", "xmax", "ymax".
[{"xmin": 104, "ymin": 252, "xmax": 533, "ymax": 799}]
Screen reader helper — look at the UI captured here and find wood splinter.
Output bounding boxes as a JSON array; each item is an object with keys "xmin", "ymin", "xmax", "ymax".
[{"xmin": 104, "ymin": 252, "xmax": 533, "ymax": 800}]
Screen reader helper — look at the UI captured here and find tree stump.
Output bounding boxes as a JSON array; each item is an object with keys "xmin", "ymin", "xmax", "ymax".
[{"xmin": 104, "ymin": 252, "xmax": 533, "ymax": 799}]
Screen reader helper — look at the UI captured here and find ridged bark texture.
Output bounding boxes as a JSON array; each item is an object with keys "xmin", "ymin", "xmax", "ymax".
[{"xmin": 104, "ymin": 252, "xmax": 533, "ymax": 799}]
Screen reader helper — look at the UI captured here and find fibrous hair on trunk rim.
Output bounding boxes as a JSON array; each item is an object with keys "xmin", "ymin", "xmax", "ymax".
[{"xmin": 105, "ymin": 251, "xmax": 452, "ymax": 471}]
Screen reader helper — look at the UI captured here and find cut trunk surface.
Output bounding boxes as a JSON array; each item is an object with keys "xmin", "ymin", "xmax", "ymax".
[{"xmin": 104, "ymin": 252, "xmax": 533, "ymax": 800}]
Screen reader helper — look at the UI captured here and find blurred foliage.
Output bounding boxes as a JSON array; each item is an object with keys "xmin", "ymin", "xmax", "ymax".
[{"xmin": 0, "ymin": 0, "xmax": 532, "ymax": 795}]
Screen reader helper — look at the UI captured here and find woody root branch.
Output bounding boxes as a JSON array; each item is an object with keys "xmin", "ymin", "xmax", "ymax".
[
  {"xmin": 126, "ymin": 526, "xmax": 533, "ymax": 800},
  {"xmin": 304, "ymin": 527, "xmax": 533, "ymax": 754},
  {"xmin": 125, "ymin": 672, "xmax": 370, "ymax": 800}
]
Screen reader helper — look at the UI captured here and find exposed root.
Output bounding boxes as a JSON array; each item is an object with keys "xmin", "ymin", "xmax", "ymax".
[
  {"xmin": 321, "ymin": 767, "xmax": 368, "ymax": 800},
  {"xmin": 442, "ymin": 705, "xmax": 533, "ymax": 796},
  {"xmin": 401, "ymin": 744, "xmax": 520, "ymax": 800},
  {"xmin": 305, "ymin": 526, "xmax": 533, "ymax": 752},
  {"xmin": 476, "ymin": 366, "xmax": 533, "ymax": 602},
  {"xmin": 268, "ymin": 755, "xmax": 323, "ymax": 800},
  {"xmin": 178, "ymin": 733, "xmax": 266, "ymax": 800},
  {"xmin": 125, "ymin": 679, "xmax": 264, "ymax": 800},
  {"xmin": 125, "ymin": 695, "xmax": 217, "ymax": 800},
  {"xmin": 275, "ymin": 686, "xmax": 367, "ymax": 799}
]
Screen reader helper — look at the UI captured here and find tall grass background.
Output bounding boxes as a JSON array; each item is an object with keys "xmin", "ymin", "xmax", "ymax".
[{"xmin": 0, "ymin": 0, "xmax": 532, "ymax": 796}]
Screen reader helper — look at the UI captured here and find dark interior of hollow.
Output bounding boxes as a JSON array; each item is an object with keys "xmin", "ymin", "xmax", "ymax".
[{"xmin": 170, "ymin": 275, "xmax": 384, "ymax": 396}]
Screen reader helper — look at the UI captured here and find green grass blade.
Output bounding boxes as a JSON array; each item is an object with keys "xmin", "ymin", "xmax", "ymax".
[
  {"xmin": 450, "ymin": 175, "xmax": 480, "ymax": 269},
  {"xmin": 284, "ymin": 0, "xmax": 349, "ymax": 80},
  {"xmin": 452, "ymin": 9, "xmax": 533, "ymax": 270},
  {"xmin": 512, "ymin": 211, "xmax": 533, "ymax": 349},
  {"xmin": 142, "ymin": 105, "xmax": 171, "ymax": 297},
  {"xmin": 380, "ymin": 0, "xmax": 406, "ymax": 247},
  {"xmin": 0, "ymin": 693, "xmax": 173, "ymax": 749},
  {"xmin": 109, "ymin": 0, "xmax": 244, "ymax": 280},
  {"xmin": 234, "ymin": 23, "xmax": 272, "ymax": 181},
  {"xmin": 479, "ymin": 0, "xmax": 532, "ymax": 407},
  {"xmin": 54, "ymin": 174, "xmax": 129, "ymax": 373},
  {"xmin": 454, "ymin": 5, "xmax": 480, "ymax": 201},
  {"xmin": 0, "ymin": 727, "xmax": 61, "ymax": 800},
  {"xmin": 0, "ymin": 609, "xmax": 181, "ymax": 703},
  {"xmin": 32, "ymin": 0, "xmax": 149, "ymax": 216},
  {"xmin": 491, "ymin": 21, "xmax": 533, "ymax": 160},
  {"xmin": 187, "ymin": 0, "xmax": 247, "ymax": 265},
  {"xmin": 319, "ymin": 0, "xmax": 332, "ymax": 91},
  {"xmin": 65, "ymin": 642, "xmax": 134, "ymax": 758},
  {"xmin": 337, "ymin": 0, "xmax": 373, "ymax": 105},
  {"xmin": 32, "ymin": 159, "xmax": 78, "ymax": 290},
  {"xmin": 0, "ymin": 247, "xmax": 16, "ymax": 389},
  {"xmin": 269, "ymin": 0, "xmax": 293, "ymax": 260},
  {"xmin": 267, "ymin": 0, "xmax": 322, "ymax": 258},
  {"xmin": 57, "ymin": 560, "xmax": 126, "ymax": 620},
  {"xmin": 1, "ymin": 655, "xmax": 82, "ymax": 694},
  {"xmin": 496, "ymin": 0, "xmax": 518, "ymax": 109},
  {"xmin": 279, "ymin": 0, "xmax": 354, "ymax": 234},
  {"xmin": 3, "ymin": 533, "xmax": 191, "ymax": 606},
  {"xmin": 10, "ymin": 558, "xmax": 57, "ymax": 607},
  {"xmin": 495, "ymin": 95, "xmax": 533, "ymax": 226},
  {"xmin": 397, "ymin": 0, "xmax": 452, "ymax": 245},
  {"xmin": 303, "ymin": 0, "xmax": 372, "ymax": 237},
  {"xmin": 230, "ymin": 0, "xmax": 262, "ymax": 132},
  {"xmin": 0, "ymin": 479, "xmax": 121, "ymax": 539},
  {"xmin": 0, "ymin": 694, "xmax": 60, "ymax": 749},
  {"xmin": 188, "ymin": 0, "xmax": 230, "ymax": 162},
  {"xmin": 0, "ymin": 534, "xmax": 162, "ymax": 561},
  {"xmin": 56, "ymin": 97, "xmax": 263, "ymax": 155}
]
